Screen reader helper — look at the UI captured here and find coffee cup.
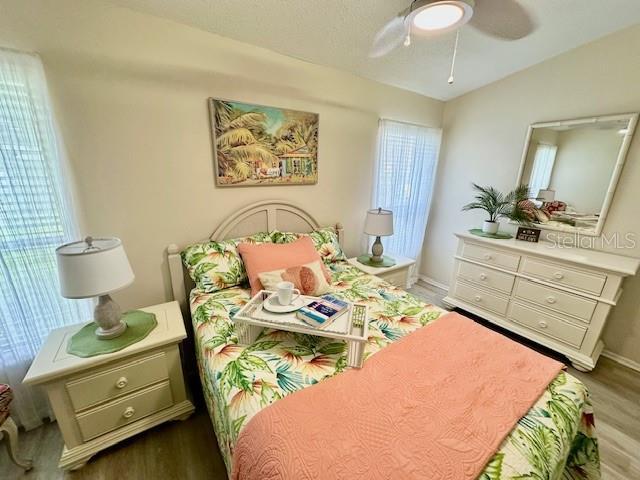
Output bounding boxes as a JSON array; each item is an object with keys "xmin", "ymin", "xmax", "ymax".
[{"xmin": 276, "ymin": 281, "xmax": 300, "ymax": 305}]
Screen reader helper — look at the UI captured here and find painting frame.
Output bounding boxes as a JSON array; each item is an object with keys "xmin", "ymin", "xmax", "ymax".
[{"xmin": 208, "ymin": 98, "xmax": 319, "ymax": 187}]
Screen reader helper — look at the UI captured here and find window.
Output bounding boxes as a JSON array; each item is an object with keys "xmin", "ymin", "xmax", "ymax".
[
  {"xmin": 0, "ymin": 49, "xmax": 92, "ymax": 429},
  {"xmin": 372, "ymin": 119, "xmax": 442, "ymax": 280},
  {"xmin": 529, "ymin": 143, "xmax": 558, "ymax": 199}
]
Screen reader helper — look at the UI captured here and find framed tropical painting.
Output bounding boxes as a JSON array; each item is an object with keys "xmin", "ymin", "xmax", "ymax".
[{"xmin": 209, "ymin": 98, "xmax": 319, "ymax": 186}]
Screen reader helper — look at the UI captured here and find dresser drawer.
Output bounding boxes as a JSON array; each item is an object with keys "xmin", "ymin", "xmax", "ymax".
[
  {"xmin": 457, "ymin": 261, "xmax": 515, "ymax": 294},
  {"xmin": 66, "ymin": 353, "xmax": 169, "ymax": 412},
  {"xmin": 76, "ymin": 381, "xmax": 173, "ymax": 441},
  {"xmin": 521, "ymin": 257, "xmax": 606, "ymax": 295},
  {"xmin": 508, "ymin": 302, "xmax": 587, "ymax": 348},
  {"xmin": 379, "ymin": 269, "xmax": 408, "ymax": 288},
  {"xmin": 514, "ymin": 279, "xmax": 596, "ymax": 322},
  {"xmin": 461, "ymin": 242, "xmax": 520, "ymax": 271},
  {"xmin": 452, "ymin": 281, "xmax": 509, "ymax": 315}
]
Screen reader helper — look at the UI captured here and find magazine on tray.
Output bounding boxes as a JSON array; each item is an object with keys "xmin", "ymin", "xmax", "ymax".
[{"xmin": 296, "ymin": 294, "xmax": 351, "ymax": 328}]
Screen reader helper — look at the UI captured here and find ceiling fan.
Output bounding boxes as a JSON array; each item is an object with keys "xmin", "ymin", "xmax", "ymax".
[{"xmin": 370, "ymin": 0, "xmax": 536, "ymax": 83}]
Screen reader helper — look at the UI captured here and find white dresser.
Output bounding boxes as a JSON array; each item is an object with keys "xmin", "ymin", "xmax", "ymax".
[{"xmin": 443, "ymin": 232, "xmax": 640, "ymax": 371}]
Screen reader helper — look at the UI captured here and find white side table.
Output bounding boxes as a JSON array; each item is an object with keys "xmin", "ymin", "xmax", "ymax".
[
  {"xmin": 23, "ymin": 301, "xmax": 194, "ymax": 470},
  {"xmin": 347, "ymin": 255, "xmax": 416, "ymax": 289}
]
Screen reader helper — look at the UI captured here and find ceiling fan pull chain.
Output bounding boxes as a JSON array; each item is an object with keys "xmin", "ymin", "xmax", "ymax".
[
  {"xmin": 404, "ymin": 32, "xmax": 411, "ymax": 47},
  {"xmin": 448, "ymin": 30, "xmax": 460, "ymax": 85}
]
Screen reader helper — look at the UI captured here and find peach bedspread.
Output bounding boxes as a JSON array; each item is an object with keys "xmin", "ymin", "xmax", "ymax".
[{"xmin": 231, "ymin": 313, "xmax": 563, "ymax": 480}]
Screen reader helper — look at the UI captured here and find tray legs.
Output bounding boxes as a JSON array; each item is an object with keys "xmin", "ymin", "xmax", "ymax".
[
  {"xmin": 347, "ymin": 340, "xmax": 365, "ymax": 368},
  {"xmin": 237, "ymin": 322, "xmax": 262, "ymax": 345}
]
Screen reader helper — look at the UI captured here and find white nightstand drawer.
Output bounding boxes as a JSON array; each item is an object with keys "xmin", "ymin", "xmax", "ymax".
[
  {"xmin": 66, "ymin": 352, "xmax": 169, "ymax": 412},
  {"xmin": 521, "ymin": 257, "xmax": 605, "ymax": 295},
  {"xmin": 461, "ymin": 242, "xmax": 520, "ymax": 271},
  {"xmin": 452, "ymin": 281, "xmax": 509, "ymax": 316},
  {"xmin": 457, "ymin": 261, "xmax": 515, "ymax": 294},
  {"xmin": 76, "ymin": 381, "xmax": 173, "ymax": 441},
  {"xmin": 508, "ymin": 302, "xmax": 587, "ymax": 348},
  {"xmin": 514, "ymin": 279, "xmax": 596, "ymax": 322},
  {"xmin": 379, "ymin": 269, "xmax": 408, "ymax": 288}
]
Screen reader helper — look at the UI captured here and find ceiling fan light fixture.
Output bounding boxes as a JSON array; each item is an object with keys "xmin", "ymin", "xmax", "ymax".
[{"xmin": 408, "ymin": 0, "xmax": 474, "ymax": 34}]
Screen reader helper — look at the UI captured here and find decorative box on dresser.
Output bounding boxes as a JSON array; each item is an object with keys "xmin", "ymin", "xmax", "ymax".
[
  {"xmin": 23, "ymin": 301, "xmax": 195, "ymax": 470},
  {"xmin": 443, "ymin": 232, "xmax": 640, "ymax": 371}
]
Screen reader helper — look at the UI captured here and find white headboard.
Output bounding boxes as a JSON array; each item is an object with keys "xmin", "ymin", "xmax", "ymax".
[{"xmin": 166, "ymin": 200, "xmax": 344, "ymax": 313}]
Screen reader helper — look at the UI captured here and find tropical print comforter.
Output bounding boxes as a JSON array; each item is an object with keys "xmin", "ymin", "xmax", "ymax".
[{"xmin": 190, "ymin": 261, "xmax": 600, "ymax": 479}]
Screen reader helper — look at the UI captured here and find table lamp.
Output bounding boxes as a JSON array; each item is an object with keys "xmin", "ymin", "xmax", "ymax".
[
  {"xmin": 56, "ymin": 237, "xmax": 134, "ymax": 339},
  {"xmin": 364, "ymin": 208, "xmax": 394, "ymax": 265},
  {"xmin": 537, "ymin": 189, "xmax": 556, "ymax": 202}
]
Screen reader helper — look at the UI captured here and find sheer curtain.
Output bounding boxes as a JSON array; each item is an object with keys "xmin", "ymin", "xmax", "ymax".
[
  {"xmin": 372, "ymin": 119, "xmax": 442, "ymax": 283},
  {"xmin": 529, "ymin": 143, "xmax": 558, "ymax": 198},
  {"xmin": 0, "ymin": 48, "xmax": 92, "ymax": 429}
]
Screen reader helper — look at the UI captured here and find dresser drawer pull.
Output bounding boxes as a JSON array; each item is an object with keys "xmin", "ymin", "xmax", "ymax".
[
  {"xmin": 538, "ymin": 320, "xmax": 548, "ymax": 329},
  {"xmin": 483, "ymin": 253, "xmax": 492, "ymax": 260},
  {"xmin": 122, "ymin": 406, "xmax": 136, "ymax": 419},
  {"xmin": 115, "ymin": 377, "xmax": 128, "ymax": 389},
  {"xmin": 553, "ymin": 272, "xmax": 564, "ymax": 280},
  {"xmin": 546, "ymin": 296, "xmax": 557, "ymax": 304},
  {"xmin": 478, "ymin": 273, "xmax": 487, "ymax": 281},
  {"xmin": 474, "ymin": 295, "xmax": 482, "ymax": 302}
]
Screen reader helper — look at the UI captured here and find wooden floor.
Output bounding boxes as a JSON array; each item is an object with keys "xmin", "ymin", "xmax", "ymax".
[{"xmin": 2, "ymin": 281, "xmax": 638, "ymax": 479}]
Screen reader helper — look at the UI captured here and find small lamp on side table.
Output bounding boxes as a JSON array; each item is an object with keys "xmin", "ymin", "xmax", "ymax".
[
  {"xmin": 361, "ymin": 208, "xmax": 395, "ymax": 267},
  {"xmin": 56, "ymin": 236, "xmax": 134, "ymax": 339}
]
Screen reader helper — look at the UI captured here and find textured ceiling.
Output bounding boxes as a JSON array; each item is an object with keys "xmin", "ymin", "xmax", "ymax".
[{"xmin": 104, "ymin": 0, "xmax": 640, "ymax": 100}]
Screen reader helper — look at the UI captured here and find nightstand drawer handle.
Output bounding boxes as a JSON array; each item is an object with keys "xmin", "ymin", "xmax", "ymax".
[
  {"xmin": 478, "ymin": 273, "xmax": 487, "ymax": 281},
  {"xmin": 122, "ymin": 407, "xmax": 135, "ymax": 419},
  {"xmin": 553, "ymin": 272, "xmax": 564, "ymax": 280},
  {"xmin": 538, "ymin": 320, "xmax": 548, "ymax": 329},
  {"xmin": 483, "ymin": 253, "xmax": 492, "ymax": 260},
  {"xmin": 474, "ymin": 295, "xmax": 482, "ymax": 302},
  {"xmin": 546, "ymin": 296, "xmax": 557, "ymax": 304},
  {"xmin": 115, "ymin": 377, "xmax": 128, "ymax": 389}
]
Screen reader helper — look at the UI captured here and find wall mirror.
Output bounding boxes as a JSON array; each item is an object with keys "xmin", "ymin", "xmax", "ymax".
[{"xmin": 516, "ymin": 113, "xmax": 638, "ymax": 236}]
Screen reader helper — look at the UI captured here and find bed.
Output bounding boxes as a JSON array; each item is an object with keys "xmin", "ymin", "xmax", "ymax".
[{"xmin": 166, "ymin": 201, "xmax": 600, "ymax": 480}]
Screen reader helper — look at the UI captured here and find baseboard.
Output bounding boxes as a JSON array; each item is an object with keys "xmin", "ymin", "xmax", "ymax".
[
  {"xmin": 601, "ymin": 349, "xmax": 640, "ymax": 373},
  {"xmin": 417, "ymin": 275, "xmax": 449, "ymax": 292}
]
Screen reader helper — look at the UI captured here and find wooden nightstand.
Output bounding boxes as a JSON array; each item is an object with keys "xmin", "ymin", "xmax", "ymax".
[
  {"xmin": 23, "ymin": 301, "xmax": 194, "ymax": 470},
  {"xmin": 347, "ymin": 255, "xmax": 416, "ymax": 289}
]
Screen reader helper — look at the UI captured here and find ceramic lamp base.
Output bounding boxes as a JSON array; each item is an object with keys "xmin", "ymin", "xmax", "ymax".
[
  {"xmin": 94, "ymin": 294, "xmax": 128, "ymax": 340},
  {"xmin": 95, "ymin": 321, "xmax": 127, "ymax": 339}
]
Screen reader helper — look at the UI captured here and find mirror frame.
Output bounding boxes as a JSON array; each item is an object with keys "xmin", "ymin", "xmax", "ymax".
[{"xmin": 516, "ymin": 112, "xmax": 639, "ymax": 237}]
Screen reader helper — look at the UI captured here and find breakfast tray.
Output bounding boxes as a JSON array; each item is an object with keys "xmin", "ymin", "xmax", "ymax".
[{"xmin": 233, "ymin": 290, "xmax": 369, "ymax": 368}]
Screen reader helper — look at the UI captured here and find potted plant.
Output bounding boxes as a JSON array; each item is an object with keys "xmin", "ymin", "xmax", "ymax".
[{"xmin": 462, "ymin": 184, "xmax": 530, "ymax": 235}]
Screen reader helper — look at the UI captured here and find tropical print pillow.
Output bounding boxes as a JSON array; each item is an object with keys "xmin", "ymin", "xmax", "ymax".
[
  {"xmin": 181, "ymin": 232, "xmax": 272, "ymax": 293},
  {"xmin": 271, "ymin": 227, "xmax": 346, "ymax": 264}
]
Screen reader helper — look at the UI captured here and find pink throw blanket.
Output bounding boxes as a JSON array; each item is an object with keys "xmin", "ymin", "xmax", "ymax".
[{"xmin": 231, "ymin": 312, "xmax": 563, "ymax": 480}]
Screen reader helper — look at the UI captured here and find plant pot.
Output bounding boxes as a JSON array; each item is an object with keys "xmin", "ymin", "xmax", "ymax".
[{"xmin": 482, "ymin": 220, "xmax": 499, "ymax": 235}]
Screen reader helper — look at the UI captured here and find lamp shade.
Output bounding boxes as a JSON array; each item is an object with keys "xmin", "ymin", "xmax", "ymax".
[
  {"xmin": 537, "ymin": 189, "xmax": 556, "ymax": 202},
  {"xmin": 56, "ymin": 237, "xmax": 134, "ymax": 299},
  {"xmin": 364, "ymin": 208, "xmax": 394, "ymax": 236}
]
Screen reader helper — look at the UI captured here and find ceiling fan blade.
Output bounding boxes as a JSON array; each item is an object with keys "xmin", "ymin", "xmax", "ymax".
[
  {"xmin": 469, "ymin": 0, "xmax": 537, "ymax": 40},
  {"xmin": 369, "ymin": 15, "xmax": 408, "ymax": 58}
]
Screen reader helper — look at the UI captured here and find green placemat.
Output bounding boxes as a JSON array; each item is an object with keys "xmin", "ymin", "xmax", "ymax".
[
  {"xmin": 356, "ymin": 254, "xmax": 396, "ymax": 268},
  {"xmin": 469, "ymin": 228, "xmax": 513, "ymax": 239},
  {"xmin": 67, "ymin": 310, "xmax": 157, "ymax": 358}
]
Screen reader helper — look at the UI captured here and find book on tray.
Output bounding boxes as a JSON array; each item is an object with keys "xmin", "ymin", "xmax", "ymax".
[{"xmin": 296, "ymin": 294, "xmax": 350, "ymax": 328}]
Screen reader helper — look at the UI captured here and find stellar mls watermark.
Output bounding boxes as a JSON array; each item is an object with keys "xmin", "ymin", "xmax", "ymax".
[{"xmin": 546, "ymin": 232, "xmax": 637, "ymax": 250}]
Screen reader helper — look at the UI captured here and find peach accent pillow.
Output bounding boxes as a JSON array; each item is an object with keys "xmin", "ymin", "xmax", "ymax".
[
  {"xmin": 238, "ymin": 237, "xmax": 331, "ymax": 296},
  {"xmin": 258, "ymin": 261, "xmax": 331, "ymax": 297}
]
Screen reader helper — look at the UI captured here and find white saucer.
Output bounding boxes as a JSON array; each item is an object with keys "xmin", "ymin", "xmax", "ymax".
[{"xmin": 262, "ymin": 294, "xmax": 307, "ymax": 313}]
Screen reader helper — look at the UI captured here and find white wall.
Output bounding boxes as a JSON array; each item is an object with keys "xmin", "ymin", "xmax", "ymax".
[
  {"xmin": 549, "ymin": 128, "xmax": 622, "ymax": 213},
  {"xmin": 0, "ymin": 0, "xmax": 443, "ymax": 309},
  {"xmin": 421, "ymin": 24, "xmax": 640, "ymax": 363}
]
